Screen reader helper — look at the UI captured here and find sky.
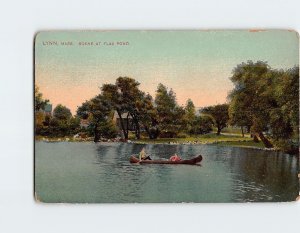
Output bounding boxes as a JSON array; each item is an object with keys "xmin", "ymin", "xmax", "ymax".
[{"xmin": 35, "ymin": 30, "xmax": 299, "ymax": 114}]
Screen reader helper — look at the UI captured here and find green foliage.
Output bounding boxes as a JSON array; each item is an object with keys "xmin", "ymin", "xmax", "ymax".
[
  {"xmin": 36, "ymin": 64, "xmax": 298, "ymax": 154},
  {"xmin": 191, "ymin": 115, "xmax": 214, "ymax": 134},
  {"xmin": 202, "ymin": 104, "xmax": 229, "ymax": 135},
  {"xmin": 272, "ymin": 139, "xmax": 298, "ymax": 154},
  {"xmin": 34, "ymin": 85, "xmax": 49, "ymax": 111},
  {"xmin": 272, "ymin": 66, "xmax": 299, "ymax": 130},
  {"xmin": 76, "ymin": 101, "xmax": 90, "ymax": 119},
  {"xmin": 35, "ymin": 111, "xmax": 45, "ymax": 135},
  {"xmin": 135, "ymin": 93, "xmax": 159, "ymax": 139},
  {"xmin": 184, "ymin": 99, "xmax": 196, "ymax": 134},
  {"xmin": 98, "ymin": 120, "xmax": 118, "ymax": 138},
  {"xmin": 228, "ymin": 61, "xmax": 299, "ymax": 152},
  {"xmin": 77, "ymin": 95, "xmax": 114, "ymax": 141},
  {"xmin": 102, "ymin": 77, "xmax": 145, "ymax": 139},
  {"xmin": 53, "ymin": 104, "xmax": 72, "ymax": 121},
  {"xmin": 155, "ymin": 83, "xmax": 185, "ymax": 137},
  {"xmin": 34, "ymin": 87, "xmax": 80, "ymax": 137}
]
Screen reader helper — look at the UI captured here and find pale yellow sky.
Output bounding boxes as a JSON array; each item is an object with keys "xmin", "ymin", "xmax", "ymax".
[{"xmin": 35, "ymin": 30, "xmax": 299, "ymax": 114}]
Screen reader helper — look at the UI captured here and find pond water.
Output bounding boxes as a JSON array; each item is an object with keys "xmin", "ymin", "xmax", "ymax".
[{"xmin": 35, "ymin": 142, "xmax": 299, "ymax": 203}]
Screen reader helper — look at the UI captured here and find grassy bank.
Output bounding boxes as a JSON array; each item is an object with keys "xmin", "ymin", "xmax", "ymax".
[
  {"xmin": 35, "ymin": 133, "xmax": 266, "ymax": 149},
  {"xmin": 35, "ymin": 135, "xmax": 94, "ymax": 142},
  {"xmin": 132, "ymin": 133, "xmax": 266, "ymax": 149}
]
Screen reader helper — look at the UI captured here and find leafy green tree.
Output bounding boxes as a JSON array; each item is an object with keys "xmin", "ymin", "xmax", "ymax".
[
  {"xmin": 53, "ymin": 104, "xmax": 72, "ymax": 121},
  {"xmin": 202, "ymin": 104, "xmax": 229, "ymax": 135},
  {"xmin": 35, "ymin": 85, "xmax": 49, "ymax": 111},
  {"xmin": 102, "ymin": 83, "xmax": 128, "ymax": 139},
  {"xmin": 102, "ymin": 80, "xmax": 137, "ymax": 140},
  {"xmin": 43, "ymin": 104, "xmax": 79, "ymax": 137},
  {"xmin": 273, "ymin": 66, "xmax": 299, "ymax": 131},
  {"xmin": 268, "ymin": 66, "xmax": 299, "ymax": 152},
  {"xmin": 191, "ymin": 115, "xmax": 214, "ymax": 134},
  {"xmin": 184, "ymin": 99, "xmax": 196, "ymax": 134},
  {"xmin": 77, "ymin": 95, "xmax": 115, "ymax": 142},
  {"xmin": 135, "ymin": 93, "xmax": 159, "ymax": 139},
  {"xmin": 229, "ymin": 61, "xmax": 299, "ymax": 151},
  {"xmin": 69, "ymin": 117, "xmax": 81, "ymax": 135},
  {"xmin": 35, "ymin": 111, "xmax": 45, "ymax": 135},
  {"xmin": 115, "ymin": 77, "xmax": 143, "ymax": 139},
  {"xmin": 76, "ymin": 101, "xmax": 90, "ymax": 119},
  {"xmin": 228, "ymin": 61, "xmax": 273, "ymax": 147},
  {"xmin": 155, "ymin": 83, "xmax": 185, "ymax": 137},
  {"xmin": 35, "ymin": 85, "xmax": 49, "ymax": 135},
  {"xmin": 228, "ymin": 95, "xmax": 252, "ymax": 137}
]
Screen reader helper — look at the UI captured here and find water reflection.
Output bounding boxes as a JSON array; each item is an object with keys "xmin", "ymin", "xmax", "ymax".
[{"xmin": 35, "ymin": 142, "xmax": 299, "ymax": 203}]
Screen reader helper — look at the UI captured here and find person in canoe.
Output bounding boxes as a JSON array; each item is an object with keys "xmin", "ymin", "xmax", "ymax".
[
  {"xmin": 139, "ymin": 148, "xmax": 152, "ymax": 161},
  {"xmin": 169, "ymin": 153, "xmax": 181, "ymax": 161}
]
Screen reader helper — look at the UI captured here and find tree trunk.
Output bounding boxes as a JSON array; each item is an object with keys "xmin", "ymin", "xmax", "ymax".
[
  {"xmin": 144, "ymin": 125, "xmax": 152, "ymax": 139},
  {"xmin": 216, "ymin": 127, "xmax": 221, "ymax": 135},
  {"xmin": 253, "ymin": 134, "xmax": 259, "ymax": 142},
  {"xmin": 117, "ymin": 111, "xmax": 128, "ymax": 139},
  {"xmin": 246, "ymin": 125, "xmax": 251, "ymax": 133},
  {"xmin": 256, "ymin": 132, "xmax": 273, "ymax": 148},
  {"xmin": 241, "ymin": 126, "xmax": 244, "ymax": 137},
  {"xmin": 93, "ymin": 122, "xmax": 100, "ymax": 142},
  {"xmin": 131, "ymin": 113, "xmax": 141, "ymax": 139},
  {"xmin": 126, "ymin": 113, "xmax": 130, "ymax": 138},
  {"xmin": 135, "ymin": 121, "xmax": 140, "ymax": 139}
]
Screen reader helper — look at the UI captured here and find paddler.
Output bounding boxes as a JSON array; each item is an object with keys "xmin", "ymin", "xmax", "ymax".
[
  {"xmin": 169, "ymin": 153, "xmax": 181, "ymax": 161},
  {"xmin": 139, "ymin": 148, "xmax": 152, "ymax": 161}
]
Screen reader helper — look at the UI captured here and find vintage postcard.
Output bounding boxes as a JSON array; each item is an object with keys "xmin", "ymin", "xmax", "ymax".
[{"xmin": 34, "ymin": 30, "xmax": 299, "ymax": 203}]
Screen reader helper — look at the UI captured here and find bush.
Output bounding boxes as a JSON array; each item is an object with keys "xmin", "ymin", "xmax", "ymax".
[
  {"xmin": 98, "ymin": 120, "xmax": 118, "ymax": 139},
  {"xmin": 191, "ymin": 115, "xmax": 214, "ymax": 135},
  {"xmin": 273, "ymin": 139, "xmax": 299, "ymax": 154},
  {"xmin": 159, "ymin": 131, "xmax": 177, "ymax": 138},
  {"xmin": 177, "ymin": 132, "xmax": 188, "ymax": 138}
]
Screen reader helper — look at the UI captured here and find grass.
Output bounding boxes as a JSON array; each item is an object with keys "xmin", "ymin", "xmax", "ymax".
[
  {"xmin": 216, "ymin": 140, "xmax": 265, "ymax": 149},
  {"xmin": 133, "ymin": 133, "xmax": 266, "ymax": 149},
  {"xmin": 134, "ymin": 133, "xmax": 252, "ymax": 143},
  {"xmin": 35, "ymin": 135, "xmax": 93, "ymax": 142},
  {"xmin": 36, "ymin": 132, "xmax": 266, "ymax": 150}
]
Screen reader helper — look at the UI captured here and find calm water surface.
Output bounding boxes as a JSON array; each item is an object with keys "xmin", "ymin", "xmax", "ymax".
[{"xmin": 35, "ymin": 142, "xmax": 299, "ymax": 203}]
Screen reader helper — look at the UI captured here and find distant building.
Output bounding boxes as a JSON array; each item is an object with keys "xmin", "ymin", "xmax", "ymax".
[
  {"xmin": 195, "ymin": 107, "xmax": 202, "ymax": 116},
  {"xmin": 44, "ymin": 104, "xmax": 52, "ymax": 116},
  {"xmin": 80, "ymin": 119, "xmax": 90, "ymax": 129},
  {"xmin": 112, "ymin": 111, "xmax": 135, "ymax": 131},
  {"xmin": 37, "ymin": 103, "xmax": 52, "ymax": 116}
]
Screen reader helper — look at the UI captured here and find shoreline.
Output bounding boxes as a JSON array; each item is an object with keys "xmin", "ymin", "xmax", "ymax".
[{"xmin": 35, "ymin": 135, "xmax": 279, "ymax": 152}]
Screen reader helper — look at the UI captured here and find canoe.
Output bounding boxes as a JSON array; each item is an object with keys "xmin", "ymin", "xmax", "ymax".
[{"xmin": 129, "ymin": 155, "xmax": 202, "ymax": 165}]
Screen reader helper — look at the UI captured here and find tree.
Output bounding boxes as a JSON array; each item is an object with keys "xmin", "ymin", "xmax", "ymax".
[
  {"xmin": 135, "ymin": 92, "xmax": 159, "ymax": 139},
  {"xmin": 191, "ymin": 115, "xmax": 214, "ymax": 134},
  {"xmin": 228, "ymin": 61, "xmax": 274, "ymax": 147},
  {"xmin": 184, "ymin": 99, "xmax": 196, "ymax": 134},
  {"xmin": 273, "ymin": 66, "xmax": 299, "ymax": 131},
  {"xmin": 53, "ymin": 104, "xmax": 72, "ymax": 121},
  {"xmin": 77, "ymin": 95, "xmax": 115, "ymax": 142},
  {"xmin": 35, "ymin": 85, "xmax": 49, "ymax": 111},
  {"xmin": 202, "ymin": 104, "xmax": 229, "ymax": 135},
  {"xmin": 101, "ymin": 77, "xmax": 142, "ymax": 140},
  {"xmin": 46, "ymin": 104, "xmax": 80, "ymax": 137},
  {"xmin": 268, "ymin": 66, "xmax": 299, "ymax": 152},
  {"xmin": 35, "ymin": 111, "xmax": 45, "ymax": 134},
  {"xmin": 35, "ymin": 85, "xmax": 49, "ymax": 135},
  {"xmin": 115, "ymin": 77, "xmax": 143, "ymax": 139},
  {"xmin": 228, "ymin": 94, "xmax": 252, "ymax": 137},
  {"xmin": 155, "ymin": 83, "xmax": 185, "ymax": 138},
  {"xmin": 228, "ymin": 61, "xmax": 299, "ymax": 151}
]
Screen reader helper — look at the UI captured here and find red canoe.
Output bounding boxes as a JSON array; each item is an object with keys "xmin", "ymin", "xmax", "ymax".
[{"xmin": 129, "ymin": 155, "xmax": 202, "ymax": 165}]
